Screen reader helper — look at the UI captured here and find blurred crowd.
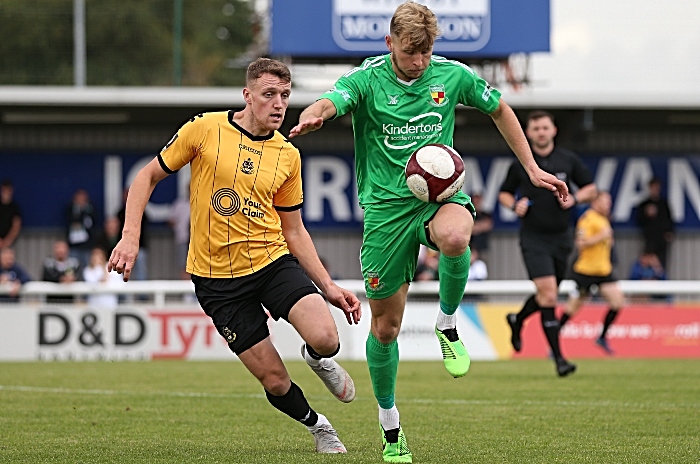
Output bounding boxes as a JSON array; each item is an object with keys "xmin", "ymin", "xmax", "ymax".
[
  {"xmin": 0, "ymin": 176, "xmax": 675, "ymax": 304},
  {"xmin": 0, "ymin": 179, "xmax": 190, "ymax": 305}
]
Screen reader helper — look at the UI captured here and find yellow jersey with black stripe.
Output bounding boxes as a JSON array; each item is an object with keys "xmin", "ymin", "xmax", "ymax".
[
  {"xmin": 158, "ymin": 111, "xmax": 303, "ymax": 278},
  {"xmin": 573, "ymin": 209, "xmax": 613, "ymax": 276}
]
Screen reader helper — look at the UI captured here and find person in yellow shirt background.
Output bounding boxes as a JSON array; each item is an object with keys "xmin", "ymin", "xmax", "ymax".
[{"xmin": 559, "ymin": 191, "xmax": 625, "ymax": 355}]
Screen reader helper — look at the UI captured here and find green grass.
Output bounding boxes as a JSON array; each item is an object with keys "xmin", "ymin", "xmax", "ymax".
[{"xmin": 1, "ymin": 359, "xmax": 699, "ymax": 463}]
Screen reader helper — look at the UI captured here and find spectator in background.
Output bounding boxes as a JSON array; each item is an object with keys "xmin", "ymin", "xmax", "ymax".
[
  {"xmin": 0, "ymin": 179, "xmax": 22, "ymax": 251},
  {"xmin": 117, "ymin": 188, "xmax": 149, "ymax": 281},
  {"xmin": 42, "ymin": 240, "xmax": 81, "ymax": 303},
  {"xmin": 629, "ymin": 250, "xmax": 667, "ymax": 281},
  {"xmin": 636, "ymin": 177, "xmax": 674, "ymax": 269},
  {"xmin": 168, "ymin": 192, "xmax": 190, "ymax": 280},
  {"xmin": 469, "ymin": 192, "xmax": 493, "ymax": 262},
  {"xmin": 414, "ymin": 246, "xmax": 439, "ymax": 281},
  {"xmin": 468, "ymin": 248, "xmax": 488, "ymax": 281},
  {"xmin": 629, "ymin": 250, "xmax": 668, "ymax": 302},
  {"xmin": 96, "ymin": 216, "xmax": 121, "ymax": 257},
  {"xmin": 66, "ymin": 188, "xmax": 97, "ymax": 269},
  {"xmin": 0, "ymin": 248, "xmax": 32, "ymax": 302},
  {"xmin": 83, "ymin": 247, "xmax": 122, "ymax": 309}
]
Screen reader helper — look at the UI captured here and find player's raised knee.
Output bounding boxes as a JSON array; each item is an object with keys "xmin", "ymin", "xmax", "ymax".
[
  {"xmin": 307, "ymin": 333, "xmax": 340, "ymax": 357},
  {"xmin": 439, "ymin": 233, "xmax": 469, "ymax": 257}
]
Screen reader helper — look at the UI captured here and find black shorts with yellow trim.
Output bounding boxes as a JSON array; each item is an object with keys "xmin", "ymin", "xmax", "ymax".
[{"xmin": 191, "ymin": 254, "xmax": 319, "ymax": 355}]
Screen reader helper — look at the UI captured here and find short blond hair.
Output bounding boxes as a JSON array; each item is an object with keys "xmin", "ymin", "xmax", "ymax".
[{"xmin": 390, "ymin": 1, "xmax": 440, "ymax": 53}]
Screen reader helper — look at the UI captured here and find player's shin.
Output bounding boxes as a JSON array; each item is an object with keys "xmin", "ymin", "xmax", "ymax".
[
  {"xmin": 435, "ymin": 248, "xmax": 471, "ymax": 377},
  {"xmin": 437, "ymin": 247, "xmax": 470, "ymax": 322},
  {"xmin": 366, "ymin": 333, "xmax": 399, "ymax": 409}
]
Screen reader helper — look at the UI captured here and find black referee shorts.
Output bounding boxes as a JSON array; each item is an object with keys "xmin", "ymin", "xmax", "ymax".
[
  {"xmin": 571, "ymin": 271, "xmax": 617, "ymax": 295},
  {"xmin": 191, "ymin": 254, "xmax": 319, "ymax": 355},
  {"xmin": 519, "ymin": 229, "xmax": 573, "ymax": 283}
]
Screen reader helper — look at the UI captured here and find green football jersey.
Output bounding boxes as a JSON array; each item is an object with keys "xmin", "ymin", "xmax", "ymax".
[{"xmin": 321, "ymin": 54, "xmax": 501, "ymax": 207}]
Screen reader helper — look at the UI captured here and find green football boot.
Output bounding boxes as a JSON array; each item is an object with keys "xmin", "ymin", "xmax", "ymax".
[
  {"xmin": 435, "ymin": 327, "xmax": 470, "ymax": 377},
  {"xmin": 380, "ymin": 424, "xmax": 412, "ymax": 463}
]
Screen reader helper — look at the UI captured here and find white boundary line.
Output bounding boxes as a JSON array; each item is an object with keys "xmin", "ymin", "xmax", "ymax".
[{"xmin": 1, "ymin": 385, "xmax": 698, "ymax": 409}]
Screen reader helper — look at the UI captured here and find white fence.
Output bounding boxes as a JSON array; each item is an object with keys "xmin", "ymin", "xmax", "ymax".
[{"xmin": 3, "ymin": 279, "xmax": 700, "ymax": 307}]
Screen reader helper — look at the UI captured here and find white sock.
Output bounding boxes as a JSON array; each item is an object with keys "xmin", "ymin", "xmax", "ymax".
[
  {"xmin": 308, "ymin": 413, "xmax": 330, "ymax": 431},
  {"xmin": 378, "ymin": 405, "xmax": 400, "ymax": 431},
  {"xmin": 304, "ymin": 345, "xmax": 321, "ymax": 367},
  {"xmin": 436, "ymin": 311, "xmax": 457, "ymax": 331}
]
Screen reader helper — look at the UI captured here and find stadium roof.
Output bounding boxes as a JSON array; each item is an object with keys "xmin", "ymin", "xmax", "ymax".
[{"xmin": 0, "ymin": 86, "xmax": 698, "ymax": 109}]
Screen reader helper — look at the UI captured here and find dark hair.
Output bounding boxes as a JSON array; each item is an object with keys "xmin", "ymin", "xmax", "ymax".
[
  {"xmin": 246, "ymin": 58, "xmax": 291, "ymax": 86},
  {"xmin": 649, "ymin": 177, "xmax": 662, "ymax": 186},
  {"xmin": 526, "ymin": 110, "xmax": 555, "ymax": 126},
  {"xmin": 0, "ymin": 179, "xmax": 13, "ymax": 188}
]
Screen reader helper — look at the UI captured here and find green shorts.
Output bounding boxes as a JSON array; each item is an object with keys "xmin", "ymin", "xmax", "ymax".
[{"xmin": 361, "ymin": 192, "xmax": 473, "ymax": 299}]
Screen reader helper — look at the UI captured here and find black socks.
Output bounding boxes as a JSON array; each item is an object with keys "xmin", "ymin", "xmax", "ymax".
[
  {"xmin": 540, "ymin": 307, "xmax": 563, "ymax": 361},
  {"xmin": 600, "ymin": 309, "xmax": 619, "ymax": 339},
  {"xmin": 265, "ymin": 381, "xmax": 318, "ymax": 426},
  {"xmin": 516, "ymin": 295, "xmax": 540, "ymax": 325}
]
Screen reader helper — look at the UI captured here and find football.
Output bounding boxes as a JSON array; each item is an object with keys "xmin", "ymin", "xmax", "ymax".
[{"xmin": 405, "ymin": 143, "xmax": 465, "ymax": 202}]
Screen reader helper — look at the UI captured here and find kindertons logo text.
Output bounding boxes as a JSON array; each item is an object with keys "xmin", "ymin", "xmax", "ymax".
[
  {"xmin": 332, "ymin": 0, "xmax": 491, "ymax": 52},
  {"xmin": 382, "ymin": 112, "xmax": 443, "ymax": 150}
]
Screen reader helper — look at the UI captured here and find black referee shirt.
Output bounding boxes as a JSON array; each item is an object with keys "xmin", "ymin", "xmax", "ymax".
[{"xmin": 500, "ymin": 147, "xmax": 593, "ymax": 234}]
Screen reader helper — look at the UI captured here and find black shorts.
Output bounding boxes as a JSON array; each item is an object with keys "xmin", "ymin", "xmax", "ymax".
[
  {"xmin": 571, "ymin": 271, "xmax": 617, "ymax": 295},
  {"xmin": 519, "ymin": 229, "xmax": 573, "ymax": 283},
  {"xmin": 191, "ymin": 254, "xmax": 319, "ymax": 355}
]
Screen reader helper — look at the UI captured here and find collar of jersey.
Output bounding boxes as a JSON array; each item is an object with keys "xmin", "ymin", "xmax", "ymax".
[
  {"xmin": 382, "ymin": 55, "xmax": 433, "ymax": 93},
  {"xmin": 228, "ymin": 110, "xmax": 275, "ymax": 141}
]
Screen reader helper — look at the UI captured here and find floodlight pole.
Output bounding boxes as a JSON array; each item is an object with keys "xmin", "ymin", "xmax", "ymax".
[
  {"xmin": 173, "ymin": 0, "xmax": 183, "ymax": 86},
  {"xmin": 73, "ymin": 0, "xmax": 86, "ymax": 87}
]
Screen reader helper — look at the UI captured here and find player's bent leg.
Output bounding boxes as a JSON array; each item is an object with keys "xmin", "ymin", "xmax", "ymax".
[
  {"xmin": 289, "ymin": 294, "xmax": 355, "ymax": 403},
  {"xmin": 435, "ymin": 248, "xmax": 471, "ymax": 377},
  {"xmin": 596, "ymin": 282, "xmax": 624, "ymax": 355},
  {"xmin": 239, "ymin": 339, "xmax": 347, "ymax": 453},
  {"xmin": 429, "ymin": 204, "xmax": 473, "ymax": 377},
  {"xmin": 238, "ymin": 337, "xmax": 292, "ymax": 395}
]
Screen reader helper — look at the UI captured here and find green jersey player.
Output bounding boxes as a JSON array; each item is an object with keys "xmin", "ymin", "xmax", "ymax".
[{"xmin": 290, "ymin": 2, "xmax": 568, "ymax": 462}]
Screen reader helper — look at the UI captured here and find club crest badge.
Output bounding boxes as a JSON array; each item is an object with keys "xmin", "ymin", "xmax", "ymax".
[
  {"xmin": 429, "ymin": 84, "xmax": 448, "ymax": 107},
  {"xmin": 241, "ymin": 158, "xmax": 255, "ymax": 175},
  {"xmin": 366, "ymin": 271, "xmax": 384, "ymax": 291},
  {"xmin": 222, "ymin": 327, "xmax": 237, "ymax": 343}
]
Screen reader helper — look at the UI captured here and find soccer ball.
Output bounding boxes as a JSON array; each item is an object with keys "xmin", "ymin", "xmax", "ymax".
[{"xmin": 405, "ymin": 144, "xmax": 465, "ymax": 202}]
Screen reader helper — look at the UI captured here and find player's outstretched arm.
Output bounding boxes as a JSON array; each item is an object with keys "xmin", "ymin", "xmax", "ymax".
[
  {"xmin": 279, "ymin": 209, "xmax": 361, "ymax": 324},
  {"xmin": 289, "ymin": 99, "xmax": 337, "ymax": 138},
  {"xmin": 108, "ymin": 157, "xmax": 168, "ymax": 281},
  {"xmin": 490, "ymin": 99, "xmax": 569, "ymax": 200}
]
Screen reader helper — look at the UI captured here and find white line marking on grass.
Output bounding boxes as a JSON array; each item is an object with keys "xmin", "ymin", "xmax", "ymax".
[
  {"xmin": 0, "ymin": 385, "xmax": 265, "ymax": 400},
  {"xmin": 2, "ymin": 385, "xmax": 698, "ymax": 410}
]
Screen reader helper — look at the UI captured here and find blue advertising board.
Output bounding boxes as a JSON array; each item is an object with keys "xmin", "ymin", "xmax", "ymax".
[
  {"xmin": 270, "ymin": 0, "xmax": 550, "ymax": 58},
  {"xmin": 3, "ymin": 152, "xmax": 700, "ymax": 231}
]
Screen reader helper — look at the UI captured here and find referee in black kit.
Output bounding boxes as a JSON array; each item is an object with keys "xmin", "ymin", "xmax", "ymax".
[{"xmin": 499, "ymin": 110, "xmax": 598, "ymax": 376}]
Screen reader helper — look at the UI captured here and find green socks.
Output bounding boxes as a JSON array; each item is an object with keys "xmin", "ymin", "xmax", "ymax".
[
  {"xmin": 438, "ymin": 248, "xmax": 471, "ymax": 315},
  {"xmin": 366, "ymin": 332, "xmax": 399, "ymax": 409}
]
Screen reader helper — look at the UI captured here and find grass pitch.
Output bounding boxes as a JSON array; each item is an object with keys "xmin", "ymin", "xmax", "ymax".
[{"xmin": 1, "ymin": 359, "xmax": 698, "ymax": 463}]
